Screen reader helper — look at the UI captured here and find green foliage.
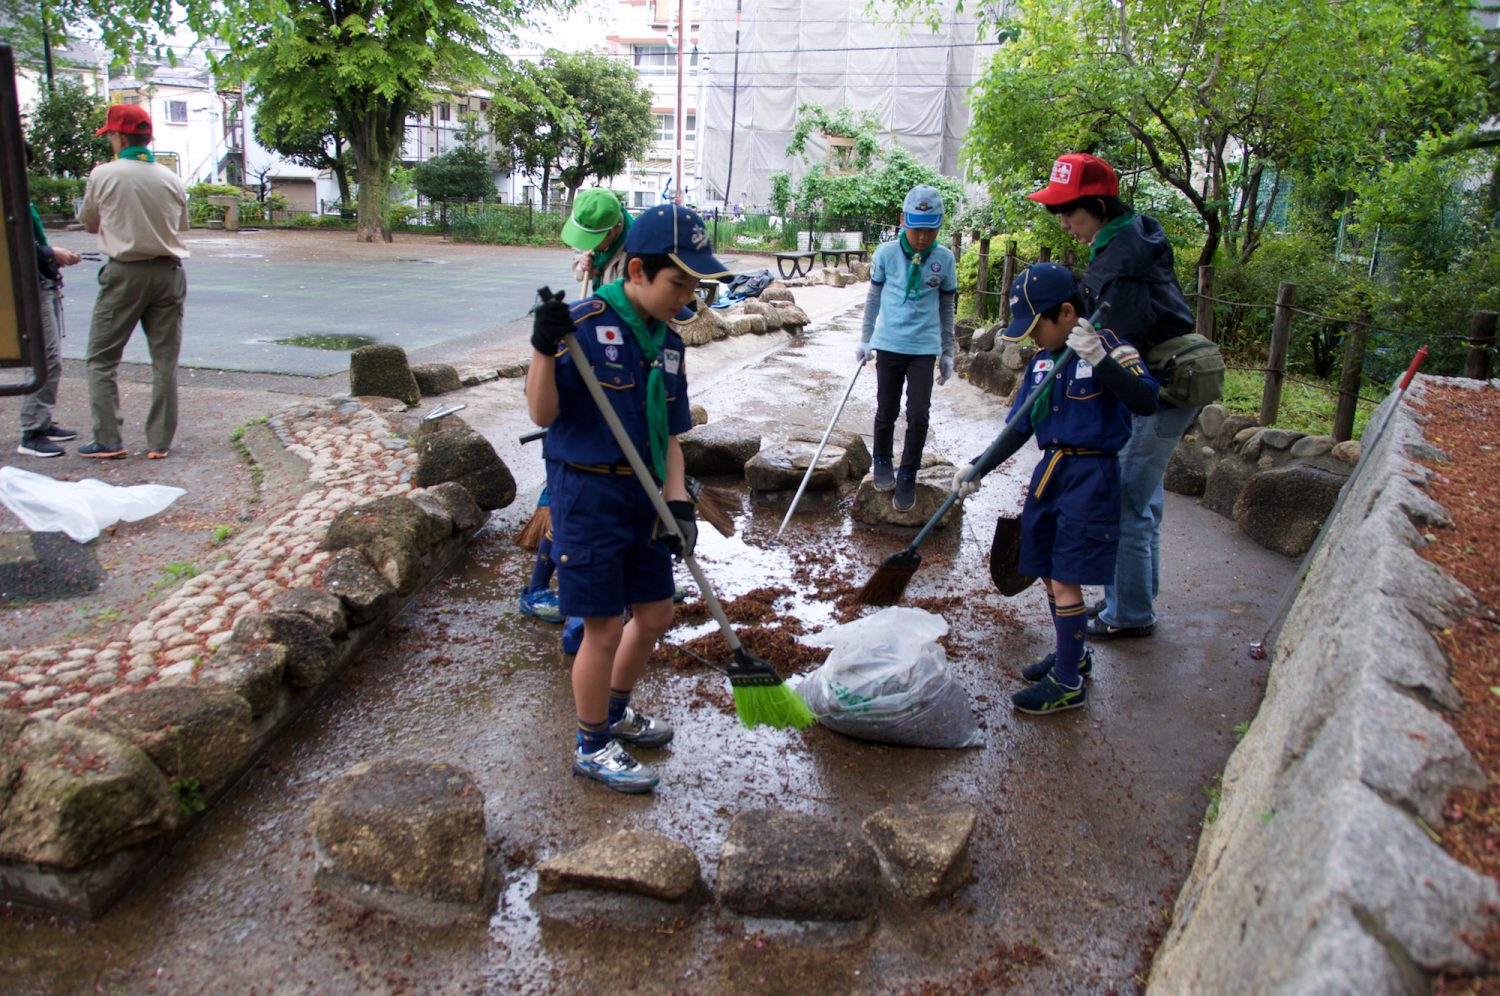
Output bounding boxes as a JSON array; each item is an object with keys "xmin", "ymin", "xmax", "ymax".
[
  {"xmin": 1217, "ymin": 368, "xmax": 1376, "ymax": 438},
  {"xmin": 26, "ymin": 174, "xmax": 86, "ymax": 216},
  {"xmin": 488, "ymin": 50, "xmax": 655, "ymax": 208},
  {"xmin": 1204, "ymin": 775, "xmax": 1223, "ymax": 827},
  {"xmin": 24, "ymin": 77, "xmax": 112, "ymax": 178},
  {"xmin": 769, "ymin": 104, "xmax": 963, "ymax": 227},
  {"xmin": 447, "ymin": 204, "xmax": 568, "ymax": 245},
  {"xmin": 413, "ymin": 145, "xmax": 495, "ymax": 203},
  {"xmin": 170, "ymin": 777, "xmax": 207, "ymax": 815},
  {"xmin": 210, "ymin": 525, "xmax": 235, "ymax": 545}
]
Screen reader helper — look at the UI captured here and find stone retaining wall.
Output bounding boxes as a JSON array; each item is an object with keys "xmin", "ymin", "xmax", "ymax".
[{"xmin": 1149, "ymin": 376, "xmax": 1499, "ymax": 991}]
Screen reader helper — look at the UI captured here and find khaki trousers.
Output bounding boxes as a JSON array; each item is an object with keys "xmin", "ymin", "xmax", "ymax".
[{"xmin": 85, "ymin": 257, "xmax": 186, "ymax": 451}]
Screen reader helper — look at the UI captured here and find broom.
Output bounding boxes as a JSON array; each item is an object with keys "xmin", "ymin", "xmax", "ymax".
[
  {"xmin": 856, "ymin": 302, "xmax": 1110, "ymax": 606},
  {"xmin": 687, "ymin": 475, "xmax": 737, "ymax": 537},
  {"xmin": 537, "ymin": 286, "xmax": 814, "ymax": 730},
  {"xmin": 513, "ymin": 429, "xmax": 551, "ymax": 549}
]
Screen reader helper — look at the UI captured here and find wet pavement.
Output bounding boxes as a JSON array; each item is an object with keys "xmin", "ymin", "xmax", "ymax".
[{"xmin": 0, "ymin": 238, "xmax": 1296, "ymax": 993}]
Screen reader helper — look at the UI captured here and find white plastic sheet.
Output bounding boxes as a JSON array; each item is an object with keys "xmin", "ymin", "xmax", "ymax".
[{"xmin": 0, "ymin": 465, "xmax": 187, "ymax": 543}]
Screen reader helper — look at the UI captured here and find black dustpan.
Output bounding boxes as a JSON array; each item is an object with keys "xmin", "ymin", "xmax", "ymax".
[{"xmin": 989, "ymin": 513, "xmax": 1036, "ymax": 596}]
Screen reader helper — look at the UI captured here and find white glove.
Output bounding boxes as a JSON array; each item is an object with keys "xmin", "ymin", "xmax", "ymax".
[
  {"xmin": 855, "ymin": 342, "xmax": 872, "ymax": 364},
  {"xmin": 937, "ymin": 354, "xmax": 954, "ymax": 385},
  {"xmin": 951, "ymin": 463, "xmax": 980, "ymax": 499},
  {"xmin": 1066, "ymin": 317, "xmax": 1107, "ymax": 366}
]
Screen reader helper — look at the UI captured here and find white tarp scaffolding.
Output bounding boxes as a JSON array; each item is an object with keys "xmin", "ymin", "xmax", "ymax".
[{"xmin": 694, "ymin": 0, "xmax": 1006, "ymax": 210}]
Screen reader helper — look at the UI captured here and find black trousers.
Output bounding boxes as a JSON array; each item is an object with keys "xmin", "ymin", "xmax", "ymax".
[{"xmin": 873, "ymin": 350, "xmax": 935, "ymax": 474}]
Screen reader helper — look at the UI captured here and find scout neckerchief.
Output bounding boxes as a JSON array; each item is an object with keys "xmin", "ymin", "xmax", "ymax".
[
  {"xmin": 594, "ymin": 278, "xmax": 670, "ymax": 481},
  {"xmin": 1088, "ymin": 211, "xmax": 1135, "ymax": 262},
  {"xmin": 1029, "ymin": 348, "xmax": 1062, "ymax": 428},
  {"xmin": 590, "ymin": 212, "xmax": 632, "ymax": 291},
  {"xmin": 117, "ymin": 144, "xmax": 157, "ymax": 163},
  {"xmin": 29, "ymin": 204, "xmax": 47, "ymax": 247},
  {"xmin": 899, "ymin": 231, "xmax": 934, "ymax": 303}
]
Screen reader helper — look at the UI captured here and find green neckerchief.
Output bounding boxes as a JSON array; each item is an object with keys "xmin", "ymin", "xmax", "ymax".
[
  {"xmin": 117, "ymin": 145, "xmax": 156, "ymax": 163},
  {"xmin": 589, "ymin": 212, "xmax": 632, "ymax": 291},
  {"xmin": 594, "ymin": 278, "xmax": 670, "ymax": 481},
  {"xmin": 1088, "ymin": 211, "xmax": 1135, "ymax": 261},
  {"xmin": 899, "ymin": 231, "xmax": 935, "ymax": 303},
  {"xmin": 29, "ymin": 204, "xmax": 48, "ymax": 247}
]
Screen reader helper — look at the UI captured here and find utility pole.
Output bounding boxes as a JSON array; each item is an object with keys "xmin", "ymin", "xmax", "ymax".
[
  {"xmin": 674, "ymin": 0, "xmax": 684, "ymax": 205},
  {"xmin": 723, "ymin": 0, "xmax": 741, "ymax": 206},
  {"xmin": 40, "ymin": 0, "xmax": 55, "ymax": 91}
]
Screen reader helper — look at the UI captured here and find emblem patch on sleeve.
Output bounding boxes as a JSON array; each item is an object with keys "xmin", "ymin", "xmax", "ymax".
[
  {"xmin": 597, "ymin": 326, "xmax": 623, "ymax": 344},
  {"xmin": 663, "ymin": 349, "xmax": 682, "ymax": 374}
]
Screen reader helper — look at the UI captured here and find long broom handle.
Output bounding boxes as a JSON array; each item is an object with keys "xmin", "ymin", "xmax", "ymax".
[
  {"xmin": 558, "ymin": 330, "xmax": 747, "ymax": 654},
  {"xmin": 902, "ymin": 301, "xmax": 1111, "ymax": 553},
  {"xmin": 776, "ymin": 357, "xmax": 867, "ymax": 537}
]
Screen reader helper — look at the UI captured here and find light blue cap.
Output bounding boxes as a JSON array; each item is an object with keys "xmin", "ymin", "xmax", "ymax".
[{"xmin": 902, "ymin": 185, "xmax": 944, "ymax": 229}]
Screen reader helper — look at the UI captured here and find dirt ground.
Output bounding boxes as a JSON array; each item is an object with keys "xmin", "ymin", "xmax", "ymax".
[{"xmin": 0, "ymin": 235, "xmax": 1297, "ymax": 993}]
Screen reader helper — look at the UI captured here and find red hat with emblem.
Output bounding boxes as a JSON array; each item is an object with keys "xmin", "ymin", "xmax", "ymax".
[
  {"xmin": 1026, "ymin": 153, "xmax": 1119, "ymax": 206},
  {"xmin": 96, "ymin": 103, "xmax": 154, "ymax": 137}
]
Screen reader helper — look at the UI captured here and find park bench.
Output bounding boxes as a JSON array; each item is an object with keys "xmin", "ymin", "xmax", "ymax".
[{"xmin": 774, "ymin": 232, "xmax": 866, "ymax": 279}]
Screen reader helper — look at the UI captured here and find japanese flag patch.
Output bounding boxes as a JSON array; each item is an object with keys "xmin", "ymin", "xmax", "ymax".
[{"xmin": 597, "ymin": 326, "xmax": 624, "ymax": 344}]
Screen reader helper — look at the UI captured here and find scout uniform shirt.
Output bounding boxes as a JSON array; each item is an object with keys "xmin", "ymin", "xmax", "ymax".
[
  {"xmin": 1006, "ymin": 328, "xmax": 1157, "ymax": 455},
  {"xmin": 867, "ymin": 238, "xmax": 957, "ymax": 355},
  {"xmin": 79, "ymin": 158, "xmax": 190, "ymax": 262},
  {"xmin": 544, "ymin": 295, "xmax": 692, "ymax": 471}
]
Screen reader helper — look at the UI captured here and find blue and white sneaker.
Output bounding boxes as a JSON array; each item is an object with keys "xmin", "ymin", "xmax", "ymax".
[
  {"xmin": 572, "ymin": 740, "xmax": 659, "ymax": 794},
  {"xmin": 1012, "ymin": 672, "xmax": 1086, "ymax": 715},
  {"xmin": 1019, "ymin": 647, "xmax": 1095, "ymax": 683},
  {"xmin": 610, "ymin": 707, "xmax": 674, "ymax": 749},
  {"xmin": 519, "ymin": 587, "xmax": 563, "ymax": 623}
]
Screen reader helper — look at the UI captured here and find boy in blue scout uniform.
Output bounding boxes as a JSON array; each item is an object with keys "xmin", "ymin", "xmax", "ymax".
[
  {"xmin": 952, "ymin": 263, "xmax": 1159, "ymax": 714},
  {"xmin": 857, "ymin": 184, "xmax": 959, "ymax": 513},
  {"xmin": 526, "ymin": 204, "xmax": 731, "ymax": 793}
]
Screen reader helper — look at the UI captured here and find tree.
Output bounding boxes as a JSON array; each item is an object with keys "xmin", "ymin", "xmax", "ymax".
[
  {"xmin": 768, "ymin": 104, "xmax": 963, "ymax": 226},
  {"xmin": 413, "ymin": 132, "xmax": 495, "ymax": 214},
  {"xmin": 1, "ymin": 0, "xmax": 229, "ymax": 63},
  {"xmin": 24, "ymin": 76, "xmax": 111, "ymax": 177},
  {"xmin": 253, "ymin": 97, "xmax": 352, "ymax": 213},
  {"xmin": 925, "ymin": 0, "xmax": 1489, "ymax": 268},
  {"xmin": 227, "ymin": 0, "xmax": 569, "ymax": 243},
  {"xmin": 489, "ymin": 50, "xmax": 655, "ymax": 211}
]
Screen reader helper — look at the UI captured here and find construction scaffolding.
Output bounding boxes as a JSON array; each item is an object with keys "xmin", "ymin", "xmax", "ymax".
[{"xmin": 694, "ymin": 0, "xmax": 1005, "ymax": 209}]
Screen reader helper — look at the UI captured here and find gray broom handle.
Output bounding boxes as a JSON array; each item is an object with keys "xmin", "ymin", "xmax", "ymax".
[
  {"xmin": 558, "ymin": 331, "xmax": 745, "ymax": 653},
  {"xmin": 776, "ymin": 357, "xmax": 867, "ymax": 537}
]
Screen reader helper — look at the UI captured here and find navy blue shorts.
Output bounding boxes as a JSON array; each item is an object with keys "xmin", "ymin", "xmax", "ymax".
[
  {"xmin": 546, "ymin": 462, "xmax": 675, "ymax": 618},
  {"xmin": 1018, "ymin": 452, "xmax": 1121, "ymax": 586}
]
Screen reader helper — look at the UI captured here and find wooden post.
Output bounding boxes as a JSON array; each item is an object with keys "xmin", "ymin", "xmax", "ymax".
[
  {"xmin": 1061, "ymin": 247, "xmax": 1077, "ymax": 269},
  {"xmin": 1000, "ymin": 240, "xmax": 1017, "ymax": 326},
  {"xmin": 1196, "ymin": 265, "xmax": 1215, "ymax": 341},
  {"xmin": 975, "ymin": 235, "xmax": 991, "ymax": 321},
  {"xmin": 1260, "ymin": 282, "xmax": 1296, "ymax": 427},
  {"xmin": 1332, "ymin": 314, "xmax": 1370, "ymax": 442},
  {"xmin": 1038, "ymin": 246, "xmax": 1052, "ymax": 263},
  {"xmin": 951, "ymin": 231, "xmax": 963, "ymax": 312},
  {"xmin": 1464, "ymin": 311, "xmax": 1497, "ymax": 380}
]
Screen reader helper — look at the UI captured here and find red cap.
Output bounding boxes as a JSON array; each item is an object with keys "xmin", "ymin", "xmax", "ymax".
[
  {"xmin": 96, "ymin": 103, "xmax": 153, "ymax": 137},
  {"xmin": 1027, "ymin": 153, "xmax": 1118, "ymax": 206}
]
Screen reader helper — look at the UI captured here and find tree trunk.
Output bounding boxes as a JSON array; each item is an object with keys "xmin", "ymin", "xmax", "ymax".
[
  {"xmin": 343, "ymin": 103, "xmax": 405, "ymax": 243},
  {"xmin": 355, "ymin": 154, "xmax": 393, "ymax": 243}
]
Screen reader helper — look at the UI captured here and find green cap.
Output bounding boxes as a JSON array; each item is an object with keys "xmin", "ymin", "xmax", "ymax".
[{"xmin": 562, "ymin": 189, "xmax": 624, "ymax": 251}]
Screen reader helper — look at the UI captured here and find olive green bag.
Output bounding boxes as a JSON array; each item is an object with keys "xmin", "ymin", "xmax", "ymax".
[{"xmin": 1146, "ymin": 333, "xmax": 1225, "ymax": 408}]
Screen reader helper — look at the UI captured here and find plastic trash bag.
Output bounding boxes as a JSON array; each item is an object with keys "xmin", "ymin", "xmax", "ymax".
[
  {"xmin": 0, "ymin": 465, "xmax": 187, "ymax": 543},
  {"xmin": 797, "ymin": 606, "xmax": 983, "ymax": 749}
]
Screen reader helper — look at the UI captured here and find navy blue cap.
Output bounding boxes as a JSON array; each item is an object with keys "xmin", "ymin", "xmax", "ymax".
[
  {"xmin": 1000, "ymin": 262, "xmax": 1080, "ymax": 342},
  {"xmin": 624, "ymin": 204, "xmax": 732, "ymax": 280}
]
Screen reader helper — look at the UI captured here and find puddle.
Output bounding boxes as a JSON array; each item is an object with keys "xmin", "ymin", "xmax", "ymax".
[{"xmin": 266, "ymin": 333, "xmax": 381, "ymax": 350}]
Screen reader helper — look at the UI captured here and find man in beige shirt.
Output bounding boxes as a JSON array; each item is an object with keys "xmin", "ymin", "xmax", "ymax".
[{"xmin": 77, "ymin": 103, "xmax": 190, "ymax": 459}]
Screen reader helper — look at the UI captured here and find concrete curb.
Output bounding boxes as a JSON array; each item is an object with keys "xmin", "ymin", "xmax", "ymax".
[{"xmin": 1149, "ymin": 375, "xmax": 1499, "ymax": 991}]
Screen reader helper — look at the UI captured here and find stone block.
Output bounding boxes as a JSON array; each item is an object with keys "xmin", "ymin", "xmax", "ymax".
[
  {"xmin": 862, "ymin": 803, "xmax": 976, "ymax": 902},
  {"xmin": 349, "ymin": 344, "xmax": 419, "ymax": 406},
  {"xmin": 718, "ymin": 810, "xmax": 878, "ymax": 921}
]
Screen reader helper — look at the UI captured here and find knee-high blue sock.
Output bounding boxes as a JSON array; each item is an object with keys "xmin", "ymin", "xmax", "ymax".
[
  {"xmin": 607, "ymin": 687, "xmax": 631, "ymax": 727},
  {"xmin": 1051, "ymin": 602, "xmax": 1088, "ymax": 687},
  {"xmin": 528, "ymin": 536, "xmax": 555, "ymax": 591}
]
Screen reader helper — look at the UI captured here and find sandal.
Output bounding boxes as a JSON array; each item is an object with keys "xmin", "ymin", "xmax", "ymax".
[{"xmin": 1086, "ymin": 616, "xmax": 1155, "ymax": 640}]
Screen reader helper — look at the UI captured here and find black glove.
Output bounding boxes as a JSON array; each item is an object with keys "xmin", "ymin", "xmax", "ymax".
[
  {"xmin": 662, "ymin": 499, "xmax": 698, "ymax": 558},
  {"xmin": 531, "ymin": 289, "xmax": 572, "ymax": 355}
]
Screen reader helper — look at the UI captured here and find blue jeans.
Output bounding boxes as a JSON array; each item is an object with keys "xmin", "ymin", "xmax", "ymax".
[{"xmin": 1100, "ymin": 404, "xmax": 1199, "ymax": 629}]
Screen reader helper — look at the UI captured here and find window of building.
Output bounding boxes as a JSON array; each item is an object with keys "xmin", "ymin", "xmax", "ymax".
[
  {"xmin": 652, "ymin": 0, "xmax": 699, "ymax": 23},
  {"xmin": 632, "ymin": 190, "xmax": 654, "ymax": 208},
  {"xmin": 437, "ymin": 102, "xmax": 451, "ymax": 122},
  {"xmin": 633, "ymin": 44, "xmax": 698, "ymax": 75},
  {"xmin": 165, "ymin": 99, "xmax": 189, "ymax": 124},
  {"xmin": 653, "ymin": 112, "xmax": 696, "ymax": 145}
]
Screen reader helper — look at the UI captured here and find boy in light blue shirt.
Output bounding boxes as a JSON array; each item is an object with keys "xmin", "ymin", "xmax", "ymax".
[{"xmin": 856, "ymin": 184, "xmax": 959, "ymax": 512}]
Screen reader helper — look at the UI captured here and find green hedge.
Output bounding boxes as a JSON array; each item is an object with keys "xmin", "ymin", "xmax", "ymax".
[{"xmin": 27, "ymin": 174, "xmax": 86, "ymax": 216}]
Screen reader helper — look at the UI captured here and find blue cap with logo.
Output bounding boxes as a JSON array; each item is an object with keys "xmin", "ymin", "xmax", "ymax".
[
  {"xmin": 625, "ymin": 204, "xmax": 733, "ymax": 280},
  {"xmin": 1000, "ymin": 262, "xmax": 1080, "ymax": 342},
  {"xmin": 902, "ymin": 184, "xmax": 945, "ymax": 230}
]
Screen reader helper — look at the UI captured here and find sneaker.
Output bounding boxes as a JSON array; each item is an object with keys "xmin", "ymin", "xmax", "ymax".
[
  {"xmin": 562, "ymin": 616, "xmax": 584, "ymax": 655},
  {"xmin": 871, "ymin": 456, "xmax": 896, "ymax": 491},
  {"xmin": 892, "ymin": 469, "xmax": 917, "ymax": 512},
  {"xmin": 41, "ymin": 424, "xmax": 78, "ymax": 442},
  {"xmin": 17, "ymin": 433, "xmax": 65, "ymax": 458},
  {"xmin": 145, "ymin": 448, "xmax": 170, "ymax": 460},
  {"xmin": 1012, "ymin": 672, "xmax": 1087, "ymax": 715},
  {"xmin": 76, "ymin": 441, "xmax": 127, "ymax": 459},
  {"xmin": 519, "ymin": 586, "xmax": 563, "ymax": 623},
  {"xmin": 1020, "ymin": 647, "xmax": 1095, "ymax": 683},
  {"xmin": 673, "ymin": 582, "xmax": 690, "ymax": 604},
  {"xmin": 572, "ymin": 740, "xmax": 659, "ymax": 794},
  {"xmin": 610, "ymin": 706, "xmax": 674, "ymax": 749}
]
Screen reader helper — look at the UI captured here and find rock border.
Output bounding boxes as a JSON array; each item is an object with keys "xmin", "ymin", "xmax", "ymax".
[{"xmin": 1149, "ymin": 375, "xmax": 1500, "ymax": 991}]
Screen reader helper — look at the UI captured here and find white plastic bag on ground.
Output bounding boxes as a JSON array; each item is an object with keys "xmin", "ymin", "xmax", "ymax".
[
  {"xmin": 798, "ymin": 606, "xmax": 983, "ymax": 749},
  {"xmin": 0, "ymin": 465, "xmax": 187, "ymax": 543}
]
